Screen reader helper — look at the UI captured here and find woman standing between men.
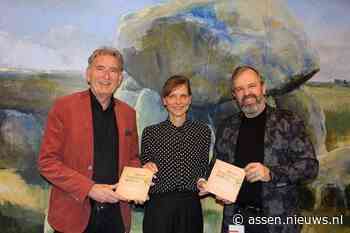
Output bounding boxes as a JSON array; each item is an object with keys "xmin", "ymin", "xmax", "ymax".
[{"xmin": 141, "ymin": 75, "xmax": 211, "ymax": 233}]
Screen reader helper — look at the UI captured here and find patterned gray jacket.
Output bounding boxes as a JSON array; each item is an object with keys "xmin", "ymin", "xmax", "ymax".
[{"xmin": 214, "ymin": 105, "xmax": 319, "ymax": 233}]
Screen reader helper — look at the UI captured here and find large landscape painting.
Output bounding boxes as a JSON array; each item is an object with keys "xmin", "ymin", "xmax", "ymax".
[{"xmin": 0, "ymin": 0, "xmax": 349, "ymax": 232}]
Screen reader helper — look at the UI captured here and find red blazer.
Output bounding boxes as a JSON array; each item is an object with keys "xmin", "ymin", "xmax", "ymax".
[{"xmin": 38, "ymin": 90, "xmax": 140, "ymax": 233}]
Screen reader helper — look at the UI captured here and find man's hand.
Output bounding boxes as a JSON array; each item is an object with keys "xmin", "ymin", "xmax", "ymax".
[
  {"xmin": 88, "ymin": 184, "xmax": 127, "ymax": 203},
  {"xmin": 215, "ymin": 195, "xmax": 234, "ymax": 205},
  {"xmin": 245, "ymin": 162, "xmax": 271, "ymax": 183},
  {"xmin": 143, "ymin": 162, "xmax": 158, "ymax": 173},
  {"xmin": 196, "ymin": 178, "xmax": 209, "ymax": 196}
]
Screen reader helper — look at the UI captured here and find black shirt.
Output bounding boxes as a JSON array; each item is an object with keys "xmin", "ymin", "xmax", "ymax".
[
  {"xmin": 235, "ymin": 109, "xmax": 266, "ymax": 207},
  {"xmin": 141, "ymin": 119, "xmax": 211, "ymax": 194},
  {"xmin": 90, "ymin": 92, "xmax": 118, "ymax": 184},
  {"xmin": 89, "ymin": 92, "xmax": 124, "ymax": 233}
]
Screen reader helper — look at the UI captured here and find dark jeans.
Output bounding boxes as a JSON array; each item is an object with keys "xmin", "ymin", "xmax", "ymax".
[
  {"xmin": 222, "ymin": 204, "xmax": 269, "ymax": 233},
  {"xmin": 84, "ymin": 200, "xmax": 125, "ymax": 233}
]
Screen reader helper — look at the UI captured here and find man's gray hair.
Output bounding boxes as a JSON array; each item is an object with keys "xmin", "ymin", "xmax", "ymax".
[{"xmin": 88, "ymin": 46, "xmax": 124, "ymax": 71}]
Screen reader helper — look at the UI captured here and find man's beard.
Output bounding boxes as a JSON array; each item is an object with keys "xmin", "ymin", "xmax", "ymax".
[{"xmin": 239, "ymin": 94, "xmax": 265, "ymax": 118}]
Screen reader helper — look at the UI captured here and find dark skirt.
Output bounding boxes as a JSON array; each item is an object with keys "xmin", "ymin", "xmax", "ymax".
[{"xmin": 143, "ymin": 192, "xmax": 203, "ymax": 233}]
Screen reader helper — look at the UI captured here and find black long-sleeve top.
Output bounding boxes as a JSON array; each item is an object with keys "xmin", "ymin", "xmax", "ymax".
[{"xmin": 141, "ymin": 119, "xmax": 211, "ymax": 194}]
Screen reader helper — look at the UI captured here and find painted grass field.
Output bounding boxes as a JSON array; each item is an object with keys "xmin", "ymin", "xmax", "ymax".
[{"xmin": 305, "ymin": 84, "xmax": 350, "ymax": 151}]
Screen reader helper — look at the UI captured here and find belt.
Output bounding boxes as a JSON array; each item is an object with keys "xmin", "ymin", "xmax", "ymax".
[
  {"xmin": 235, "ymin": 203, "xmax": 264, "ymax": 215},
  {"xmin": 90, "ymin": 200, "xmax": 117, "ymax": 211}
]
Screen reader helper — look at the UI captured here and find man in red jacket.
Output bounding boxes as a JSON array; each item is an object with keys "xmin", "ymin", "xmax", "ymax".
[{"xmin": 38, "ymin": 47, "xmax": 153, "ymax": 233}]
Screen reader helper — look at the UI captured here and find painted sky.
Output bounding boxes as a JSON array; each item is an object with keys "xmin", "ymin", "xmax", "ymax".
[
  {"xmin": 286, "ymin": 0, "xmax": 350, "ymax": 81},
  {"xmin": 0, "ymin": 0, "xmax": 349, "ymax": 81}
]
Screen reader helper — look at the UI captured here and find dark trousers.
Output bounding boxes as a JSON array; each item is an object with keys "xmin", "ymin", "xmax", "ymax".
[
  {"xmin": 221, "ymin": 204, "xmax": 268, "ymax": 233},
  {"xmin": 143, "ymin": 192, "xmax": 203, "ymax": 233},
  {"xmin": 84, "ymin": 200, "xmax": 125, "ymax": 233}
]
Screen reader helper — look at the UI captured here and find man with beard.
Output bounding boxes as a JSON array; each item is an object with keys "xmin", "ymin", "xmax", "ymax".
[{"xmin": 199, "ymin": 65, "xmax": 319, "ymax": 233}]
